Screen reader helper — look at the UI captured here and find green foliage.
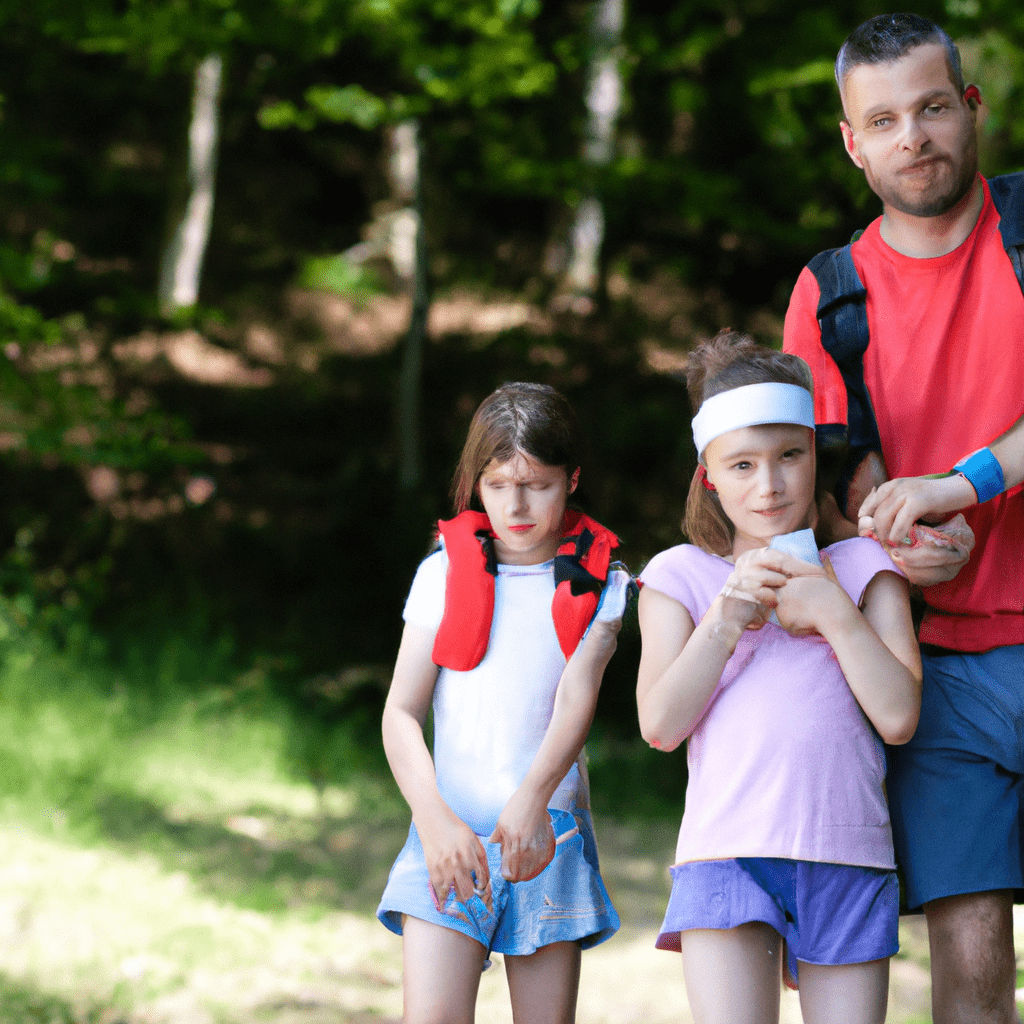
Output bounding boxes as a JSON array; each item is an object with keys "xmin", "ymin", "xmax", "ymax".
[
  {"xmin": 296, "ymin": 252, "xmax": 387, "ymax": 301},
  {"xmin": 261, "ymin": 0, "xmax": 557, "ymax": 133},
  {"xmin": 0, "ymin": 592, "xmax": 382, "ymax": 827}
]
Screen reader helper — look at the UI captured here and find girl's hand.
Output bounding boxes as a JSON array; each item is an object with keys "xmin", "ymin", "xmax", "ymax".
[
  {"xmin": 772, "ymin": 554, "xmax": 844, "ymax": 637},
  {"xmin": 417, "ymin": 807, "xmax": 491, "ymax": 912},
  {"xmin": 718, "ymin": 548, "xmax": 815, "ymax": 631},
  {"xmin": 488, "ymin": 790, "xmax": 556, "ymax": 883},
  {"xmin": 581, "ymin": 566, "xmax": 635, "ymax": 651}
]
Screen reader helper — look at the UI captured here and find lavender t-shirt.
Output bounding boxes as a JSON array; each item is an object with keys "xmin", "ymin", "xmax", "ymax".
[{"xmin": 641, "ymin": 537, "xmax": 901, "ymax": 870}]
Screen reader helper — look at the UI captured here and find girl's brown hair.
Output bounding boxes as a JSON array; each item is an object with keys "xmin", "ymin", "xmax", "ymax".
[
  {"xmin": 684, "ymin": 330, "xmax": 815, "ymax": 556},
  {"xmin": 451, "ymin": 382, "xmax": 584, "ymax": 513}
]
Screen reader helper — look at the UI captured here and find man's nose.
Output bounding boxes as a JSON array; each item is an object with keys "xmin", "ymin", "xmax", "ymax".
[{"xmin": 897, "ymin": 115, "xmax": 929, "ymax": 152}]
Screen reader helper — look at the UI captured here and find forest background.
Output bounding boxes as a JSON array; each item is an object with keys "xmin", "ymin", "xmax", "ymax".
[{"xmin": 0, "ymin": 2, "xmax": 1022, "ymax": 1019}]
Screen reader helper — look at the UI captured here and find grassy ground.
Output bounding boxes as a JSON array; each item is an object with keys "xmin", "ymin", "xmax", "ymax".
[
  {"xmin": 0, "ymin": 617, "xmax": 1020, "ymax": 1023},
  {"xmin": 0, "ymin": 798, "xmax": 969, "ymax": 1024}
]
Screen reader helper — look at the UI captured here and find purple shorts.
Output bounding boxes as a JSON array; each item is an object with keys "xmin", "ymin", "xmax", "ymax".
[{"xmin": 657, "ymin": 857, "xmax": 898, "ymax": 982}]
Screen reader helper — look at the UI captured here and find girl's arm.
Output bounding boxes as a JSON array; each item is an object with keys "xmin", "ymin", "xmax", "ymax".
[
  {"xmin": 637, "ymin": 549, "xmax": 800, "ymax": 752},
  {"xmin": 381, "ymin": 622, "xmax": 490, "ymax": 908},
  {"xmin": 637, "ymin": 587, "xmax": 737, "ymax": 752},
  {"xmin": 774, "ymin": 566, "xmax": 922, "ymax": 744},
  {"xmin": 487, "ymin": 611, "xmax": 620, "ymax": 883}
]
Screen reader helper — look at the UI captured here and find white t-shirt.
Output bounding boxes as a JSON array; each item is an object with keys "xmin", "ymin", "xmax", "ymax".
[{"xmin": 404, "ymin": 548, "xmax": 588, "ymax": 835}]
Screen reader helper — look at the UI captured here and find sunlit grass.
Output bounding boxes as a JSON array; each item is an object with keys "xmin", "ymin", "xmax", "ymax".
[{"xmin": 0, "ymin": 602, "xmax": 1018, "ymax": 1023}]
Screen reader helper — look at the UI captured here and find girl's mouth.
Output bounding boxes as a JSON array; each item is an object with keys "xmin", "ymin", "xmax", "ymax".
[{"xmin": 508, "ymin": 524, "xmax": 534, "ymax": 533}]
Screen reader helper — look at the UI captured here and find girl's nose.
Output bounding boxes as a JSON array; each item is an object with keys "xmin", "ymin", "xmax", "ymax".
[
  {"xmin": 508, "ymin": 486, "xmax": 528, "ymax": 513},
  {"xmin": 758, "ymin": 465, "xmax": 783, "ymax": 496}
]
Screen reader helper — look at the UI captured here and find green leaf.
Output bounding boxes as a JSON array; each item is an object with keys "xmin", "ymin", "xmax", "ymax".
[
  {"xmin": 304, "ymin": 84, "xmax": 390, "ymax": 128},
  {"xmin": 748, "ymin": 59, "xmax": 836, "ymax": 96}
]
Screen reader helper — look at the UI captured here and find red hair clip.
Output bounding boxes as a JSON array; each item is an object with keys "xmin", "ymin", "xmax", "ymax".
[
  {"xmin": 697, "ymin": 464, "xmax": 716, "ymax": 493},
  {"xmin": 964, "ymin": 84, "xmax": 982, "ymax": 107}
]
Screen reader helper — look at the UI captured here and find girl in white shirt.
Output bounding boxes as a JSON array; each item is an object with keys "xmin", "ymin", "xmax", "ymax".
[{"xmin": 378, "ymin": 382, "xmax": 630, "ymax": 1024}]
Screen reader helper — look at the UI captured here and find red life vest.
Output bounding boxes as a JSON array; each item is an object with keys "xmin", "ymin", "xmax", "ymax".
[{"xmin": 431, "ymin": 509, "xmax": 620, "ymax": 671}]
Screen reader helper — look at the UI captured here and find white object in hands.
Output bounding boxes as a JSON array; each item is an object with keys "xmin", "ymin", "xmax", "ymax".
[{"xmin": 767, "ymin": 528, "xmax": 821, "ymax": 625}]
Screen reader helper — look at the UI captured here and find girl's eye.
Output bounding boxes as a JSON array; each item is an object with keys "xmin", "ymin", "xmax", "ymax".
[
  {"xmin": 782, "ymin": 448, "xmax": 804, "ymax": 459},
  {"xmin": 733, "ymin": 461, "xmax": 752, "ymax": 471}
]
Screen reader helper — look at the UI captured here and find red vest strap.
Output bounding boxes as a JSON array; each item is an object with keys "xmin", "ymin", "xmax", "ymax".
[
  {"xmin": 430, "ymin": 509, "xmax": 620, "ymax": 671},
  {"xmin": 552, "ymin": 511, "xmax": 618, "ymax": 660},
  {"xmin": 432, "ymin": 511, "xmax": 496, "ymax": 671}
]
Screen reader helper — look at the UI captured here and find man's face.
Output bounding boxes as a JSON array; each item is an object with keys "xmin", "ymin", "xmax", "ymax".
[{"xmin": 839, "ymin": 42, "xmax": 978, "ymax": 218}]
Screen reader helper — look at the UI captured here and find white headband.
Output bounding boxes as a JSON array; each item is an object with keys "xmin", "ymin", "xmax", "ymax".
[{"xmin": 692, "ymin": 382, "xmax": 815, "ymax": 458}]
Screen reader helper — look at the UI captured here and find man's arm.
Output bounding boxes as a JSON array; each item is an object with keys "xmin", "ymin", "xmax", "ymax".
[
  {"xmin": 992, "ymin": 412, "xmax": 1024, "ymax": 490},
  {"xmin": 859, "ymin": 411, "xmax": 1024, "ymax": 539}
]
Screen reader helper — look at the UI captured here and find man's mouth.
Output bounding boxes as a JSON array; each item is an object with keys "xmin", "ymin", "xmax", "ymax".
[{"xmin": 901, "ymin": 155, "xmax": 944, "ymax": 175}]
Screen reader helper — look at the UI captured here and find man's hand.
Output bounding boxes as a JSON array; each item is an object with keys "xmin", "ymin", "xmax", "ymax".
[
  {"xmin": 859, "ymin": 507, "xmax": 975, "ymax": 587},
  {"xmin": 858, "ymin": 474, "xmax": 977, "ymax": 544}
]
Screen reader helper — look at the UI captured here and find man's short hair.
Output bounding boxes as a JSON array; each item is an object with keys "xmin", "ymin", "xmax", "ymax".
[{"xmin": 835, "ymin": 13, "xmax": 965, "ymax": 100}]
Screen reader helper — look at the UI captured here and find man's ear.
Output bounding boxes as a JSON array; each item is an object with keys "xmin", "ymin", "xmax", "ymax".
[{"xmin": 840, "ymin": 120, "xmax": 863, "ymax": 169}]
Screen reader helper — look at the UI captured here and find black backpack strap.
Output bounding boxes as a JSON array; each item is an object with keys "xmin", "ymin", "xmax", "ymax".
[
  {"xmin": 808, "ymin": 243, "xmax": 882, "ymax": 513},
  {"xmin": 989, "ymin": 173, "xmax": 1024, "ymax": 300}
]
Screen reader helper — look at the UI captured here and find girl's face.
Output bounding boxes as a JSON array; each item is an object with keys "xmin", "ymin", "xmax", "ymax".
[
  {"xmin": 704, "ymin": 423, "xmax": 816, "ymax": 559},
  {"xmin": 476, "ymin": 452, "xmax": 575, "ymax": 565}
]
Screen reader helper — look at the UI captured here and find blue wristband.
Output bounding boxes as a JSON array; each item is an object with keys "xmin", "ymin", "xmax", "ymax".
[{"xmin": 953, "ymin": 447, "xmax": 1005, "ymax": 504}]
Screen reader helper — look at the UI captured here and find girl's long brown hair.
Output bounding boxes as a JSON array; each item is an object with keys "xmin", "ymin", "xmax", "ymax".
[{"xmin": 451, "ymin": 382, "xmax": 584, "ymax": 513}]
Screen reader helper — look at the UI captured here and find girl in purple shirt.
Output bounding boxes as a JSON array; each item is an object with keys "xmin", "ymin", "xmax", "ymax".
[{"xmin": 637, "ymin": 331, "xmax": 921, "ymax": 1024}]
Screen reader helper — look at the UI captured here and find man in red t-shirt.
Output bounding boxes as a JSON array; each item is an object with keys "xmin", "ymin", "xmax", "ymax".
[{"xmin": 783, "ymin": 14, "xmax": 1024, "ymax": 1024}]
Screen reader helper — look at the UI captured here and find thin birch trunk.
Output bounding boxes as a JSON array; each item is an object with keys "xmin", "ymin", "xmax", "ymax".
[
  {"xmin": 159, "ymin": 53, "xmax": 223, "ymax": 315},
  {"xmin": 393, "ymin": 120, "xmax": 428, "ymax": 491},
  {"xmin": 560, "ymin": 0, "xmax": 624, "ymax": 306}
]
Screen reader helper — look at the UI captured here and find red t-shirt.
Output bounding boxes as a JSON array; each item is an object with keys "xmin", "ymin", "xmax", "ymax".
[{"xmin": 784, "ymin": 175, "xmax": 1024, "ymax": 652}]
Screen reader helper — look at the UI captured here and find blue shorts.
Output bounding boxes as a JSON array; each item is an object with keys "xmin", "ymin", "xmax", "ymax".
[
  {"xmin": 887, "ymin": 644, "xmax": 1024, "ymax": 910},
  {"xmin": 657, "ymin": 858, "xmax": 899, "ymax": 982},
  {"xmin": 376, "ymin": 808, "xmax": 619, "ymax": 957}
]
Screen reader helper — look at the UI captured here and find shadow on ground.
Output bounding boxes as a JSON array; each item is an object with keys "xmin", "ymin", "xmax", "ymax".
[
  {"xmin": 87, "ymin": 787, "xmax": 409, "ymax": 917},
  {"xmin": 0, "ymin": 977, "xmax": 119, "ymax": 1024}
]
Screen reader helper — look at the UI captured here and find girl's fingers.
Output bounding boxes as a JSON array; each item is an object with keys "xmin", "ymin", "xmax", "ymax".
[{"xmin": 819, "ymin": 552, "xmax": 840, "ymax": 586}]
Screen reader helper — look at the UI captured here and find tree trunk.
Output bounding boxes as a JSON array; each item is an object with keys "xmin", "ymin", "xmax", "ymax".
[
  {"xmin": 393, "ymin": 120, "xmax": 428, "ymax": 491},
  {"xmin": 158, "ymin": 53, "xmax": 223, "ymax": 316},
  {"xmin": 559, "ymin": 0, "xmax": 624, "ymax": 310}
]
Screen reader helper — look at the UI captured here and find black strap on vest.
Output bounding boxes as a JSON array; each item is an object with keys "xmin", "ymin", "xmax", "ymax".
[
  {"xmin": 809, "ymin": 173, "xmax": 1024, "ymax": 510},
  {"xmin": 989, "ymin": 173, "xmax": 1024, "ymax": 295}
]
